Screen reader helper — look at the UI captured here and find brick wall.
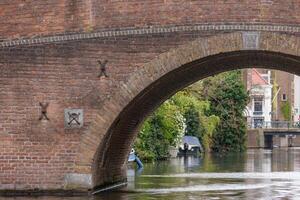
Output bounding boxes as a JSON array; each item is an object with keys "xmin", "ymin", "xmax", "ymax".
[
  {"xmin": 1, "ymin": 0, "xmax": 300, "ymax": 192},
  {"xmin": 0, "ymin": 31, "xmax": 219, "ymax": 190},
  {"xmin": 1, "ymin": 29, "xmax": 300, "ymax": 191},
  {"xmin": 0, "ymin": 0, "xmax": 91, "ymax": 40},
  {"xmin": 2, "ymin": 1, "xmax": 300, "ymax": 40},
  {"xmin": 91, "ymin": 0, "xmax": 300, "ymax": 29},
  {"xmin": 273, "ymin": 70, "xmax": 294, "ymax": 121},
  {"xmin": 247, "ymin": 129, "xmax": 260, "ymax": 148}
]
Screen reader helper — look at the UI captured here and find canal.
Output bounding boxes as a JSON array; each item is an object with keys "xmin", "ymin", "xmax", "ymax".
[{"xmin": 4, "ymin": 148, "xmax": 300, "ymax": 200}]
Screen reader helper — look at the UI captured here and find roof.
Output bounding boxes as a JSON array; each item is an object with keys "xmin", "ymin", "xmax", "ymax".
[
  {"xmin": 182, "ymin": 136, "xmax": 201, "ymax": 147},
  {"xmin": 251, "ymin": 69, "xmax": 269, "ymax": 85}
]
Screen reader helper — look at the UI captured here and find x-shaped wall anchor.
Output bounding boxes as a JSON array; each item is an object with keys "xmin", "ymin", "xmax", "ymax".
[
  {"xmin": 39, "ymin": 102, "xmax": 49, "ymax": 120},
  {"xmin": 97, "ymin": 60, "xmax": 109, "ymax": 78},
  {"xmin": 68, "ymin": 112, "xmax": 81, "ymax": 126}
]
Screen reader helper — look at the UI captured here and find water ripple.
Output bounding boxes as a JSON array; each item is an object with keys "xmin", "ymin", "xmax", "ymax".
[
  {"xmin": 135, "ymin": 183, "xmax": 271, "ymax": 194},
  {"xmin": 142, "ymin": 172, "xmax": 300, "ymax": 180}
]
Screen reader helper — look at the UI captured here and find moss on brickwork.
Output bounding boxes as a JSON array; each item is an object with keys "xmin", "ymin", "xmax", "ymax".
[{"xmin": 281, "ymin": 101, "xmax": 292, "ymax": 121}]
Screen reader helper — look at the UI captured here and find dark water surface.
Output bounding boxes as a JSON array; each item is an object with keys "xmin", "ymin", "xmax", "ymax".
[{"xmin": 3, "ymin": 148, "xmax": 300, "ymax": 200}]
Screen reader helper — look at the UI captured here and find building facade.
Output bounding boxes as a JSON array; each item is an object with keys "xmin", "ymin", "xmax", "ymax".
[
  {"xmin": 294, "ymin": 75, "xmax": 300, "ymax": 122},
  {"xmin": 244, "ymin": 69, "xmax": 272, "ymax": 128},
  {"xmin": 271, "ymin": 70, "xmax": 294, "ymax": 122},
  {"xmin": 244, "ymin": 69, "xmax": 300, "ymax": 126}
]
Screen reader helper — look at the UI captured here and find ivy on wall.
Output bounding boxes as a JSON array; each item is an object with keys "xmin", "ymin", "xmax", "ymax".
[{"xmin": 280, "ymin": 101, "xmax": 291, "ymax": 121}]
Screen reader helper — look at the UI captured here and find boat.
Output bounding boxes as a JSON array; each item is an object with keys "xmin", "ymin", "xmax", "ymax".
[{"xmin": 178, "ymin": 136, "xmax": 203, "ymax": 156}]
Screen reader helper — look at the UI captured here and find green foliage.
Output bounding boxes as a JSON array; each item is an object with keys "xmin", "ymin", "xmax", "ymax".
[
  {"xmin": 171, "ymin": 92, "xmax": 220, "ymax": 151},
  {"xmin": 202, "ymin": 71, "xmax": 249, "ymax": 152},
  {"xmin": 135, "ymin": 91, "xmax": 220, "ymax": 161},
  {"xmin": 135, "ymin": 70, "xmax": 248, "ymax": 161},
  {"xmin": 280, "ymin": 101, "xmax": 291, "ymax": 121},
  {"xmin": 199, "ymin": 114, "xmax": 220, "ymax": 151},
  {"xmin": 135, "ymin": 100, "xmax": 185, "ymax": 162},
  {"xmin": 183, "ymin": 107, "xmax": 200, "ymax": 137}
]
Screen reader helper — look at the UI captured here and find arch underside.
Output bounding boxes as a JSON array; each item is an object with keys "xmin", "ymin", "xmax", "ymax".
[{"xmin": 88, "ymin": 32, "xmax": 300, "ymax": 189}]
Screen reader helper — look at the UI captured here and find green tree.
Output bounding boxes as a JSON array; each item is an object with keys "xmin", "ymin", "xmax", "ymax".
[
  {"xmin": 135, "ymin": 70, "xmax": 247, "ymax": 161},
  {"xmin": 135, "ymin": 100, "xmax": 185, "ymax": 161},
  {"xmin": 201, "ymin": 71, "xmax": 249, "ymax": 152},
  {"xmin": 135, "ymin": 91, "xmax": 219, "ymax": 161},
  {"xmin": 183, "ymin": 107, "xmax": 200, "ymax": 137},
  {"xmin": 171, "ymin": 92, "xmax": 219, "ymax": 151}
]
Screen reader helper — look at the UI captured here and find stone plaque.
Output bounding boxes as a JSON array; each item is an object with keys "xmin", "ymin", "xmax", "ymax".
[
  {"xmin": 64, "ymin": 173, "xmax": 92, "ymax": 188},
  {"xmin": 243, "ymin": 32, "xmax": 260, "ymax": 49},
  {"xmin": 64, "ymin": 109, "xmax": 83, "ymax": 129}
]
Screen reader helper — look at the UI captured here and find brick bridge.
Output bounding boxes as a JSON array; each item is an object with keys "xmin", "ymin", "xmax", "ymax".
[{"xmin": 2, "ymin": 0, "xmax": 300, "ymax": 193}]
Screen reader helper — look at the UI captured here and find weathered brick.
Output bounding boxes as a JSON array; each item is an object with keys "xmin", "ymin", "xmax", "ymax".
[{"xmin": 1, "ymin": 1, "xmax": 300, "ymax": 192}]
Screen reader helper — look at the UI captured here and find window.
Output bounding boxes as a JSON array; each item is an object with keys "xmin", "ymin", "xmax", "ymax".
[
  {"xmin": 253, "ymin": 118, "xmax": 264, "ymax": 128},
  {"xmin": 261, "ymin": 74, "xmax": 269, "ymax": 83},
  {"xmin": 253, "ymin": 97, "xmax": 263, "ymax": 115},
  {"xmin": 282, "ymin": 93, "xmax": 287, "ymax": 101}
]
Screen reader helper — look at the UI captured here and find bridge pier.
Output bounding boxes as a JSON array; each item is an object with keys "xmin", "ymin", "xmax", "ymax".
[
  {"xmin": 63, "ymin": 173, "xmax": 92, "ymax": 190},
  {"xmin": 247, "ymin": 128, "xmax": 300, "ymax": 149},
  {"xmin": 92, "ymin": 166, "xmax": 128, "ymax": 193}
]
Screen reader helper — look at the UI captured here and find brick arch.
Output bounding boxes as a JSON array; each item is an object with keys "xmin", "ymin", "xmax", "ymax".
[{"xmin": 79, "ymin": 32, "xmax": 300, "ymax": 189}]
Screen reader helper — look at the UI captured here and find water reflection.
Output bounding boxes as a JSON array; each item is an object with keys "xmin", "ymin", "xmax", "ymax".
[
  {"xmin": 3, "ymin": 149, "xmax": 300, "ymax": 200},
  {"xmin": 246, "ymin": 148, "xmax": 300, "ymax": 172},
  {"xmin": 100, "ymin": 148, "xmax": 300, "ymax": 200}
]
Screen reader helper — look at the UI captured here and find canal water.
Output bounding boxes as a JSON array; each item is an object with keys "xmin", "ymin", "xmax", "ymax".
[{"xmin": 3, "ymin": 148, "xmax": 300, "ymax": 200}]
